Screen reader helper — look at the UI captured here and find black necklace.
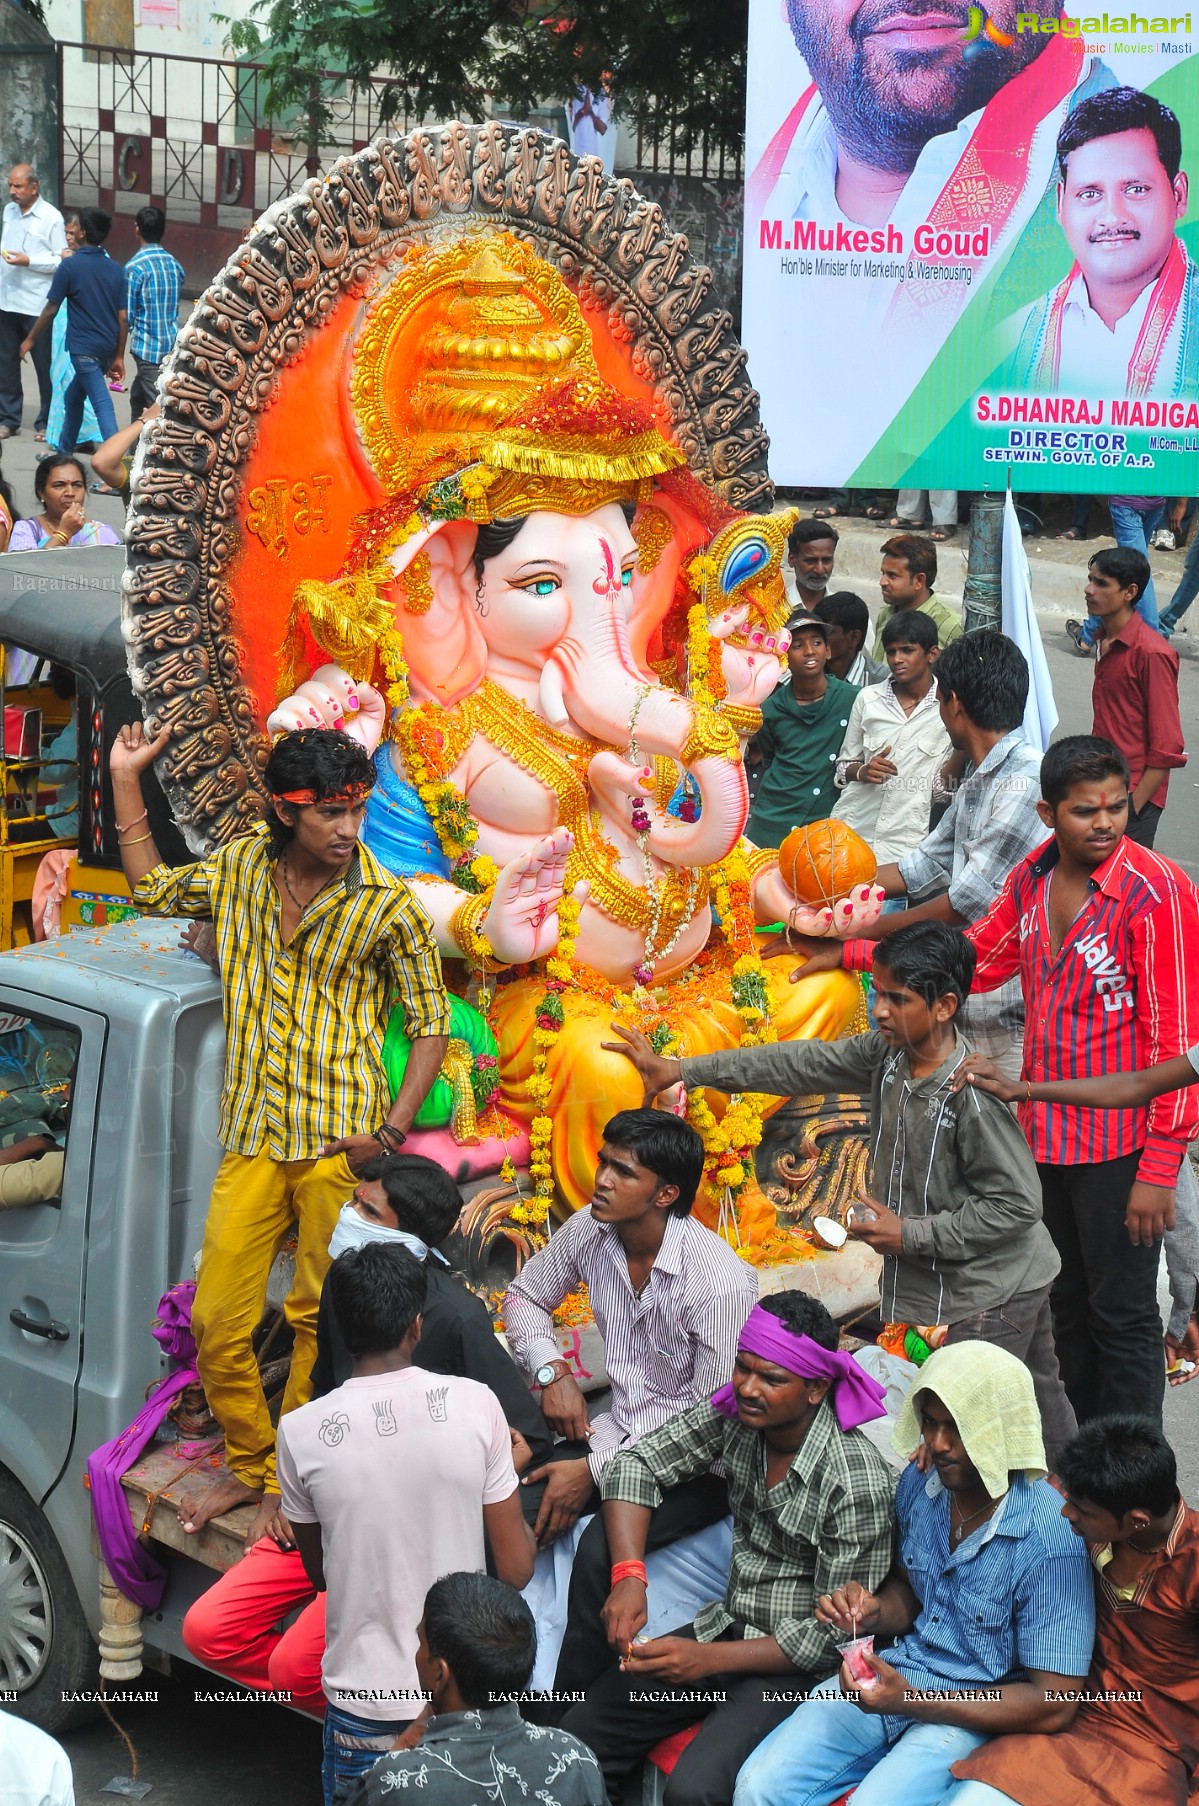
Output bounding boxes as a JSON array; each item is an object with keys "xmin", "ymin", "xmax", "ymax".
[{"xmin": 279, "ymin": 850, "xmax": 329, "ymax": 916}]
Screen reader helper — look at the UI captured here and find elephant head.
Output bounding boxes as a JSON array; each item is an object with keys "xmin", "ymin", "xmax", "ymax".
[{"xmin": 386, "ymin": 500, "xmax": 756, "ymax": 869}]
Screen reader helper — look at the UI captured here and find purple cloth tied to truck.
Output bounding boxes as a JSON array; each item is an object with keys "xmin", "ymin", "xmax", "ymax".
[{"xmin": 86, "ymin": 1281, "xmax": 201, "ymax": 1610}]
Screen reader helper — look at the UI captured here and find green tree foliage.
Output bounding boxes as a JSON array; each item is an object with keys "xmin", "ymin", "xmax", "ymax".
[{"xmin": 223, "ymin": 0, "xmax": 747, "ymax": 166}]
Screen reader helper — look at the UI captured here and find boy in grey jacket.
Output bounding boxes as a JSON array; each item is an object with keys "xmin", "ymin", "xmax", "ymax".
[{"xmin": 607, "ymin": 921, "xmax": 1076, "ymax": 1466}]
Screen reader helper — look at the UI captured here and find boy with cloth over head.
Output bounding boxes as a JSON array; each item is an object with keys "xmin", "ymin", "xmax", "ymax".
[{"xmin": 734, "ymin": 1343, "xmax": 1096, "ymax": 1806}]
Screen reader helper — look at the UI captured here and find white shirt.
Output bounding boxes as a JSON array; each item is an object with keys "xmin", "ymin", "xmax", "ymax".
[
  {"xmin": 1055, "ymin": 269, "xmax": 1157, "ymax": 394},
  {"xmin": 0, "ymin": 1713, "xmax": 74, "ymax": 1806},
  {"xmin": 503, "ymin": 1207, "xmax": 756, "ymax": 1482},
  {"xmin": 277, "ymin": 1367, "xmax": 516, "ymax": 1721},
  {"xmin": 0, "ymin": 196, "xmax": 67, "ymax": 315},
  {"xmin": 833, "ymin": 681, "xmax": 950, "ymax": 862}
]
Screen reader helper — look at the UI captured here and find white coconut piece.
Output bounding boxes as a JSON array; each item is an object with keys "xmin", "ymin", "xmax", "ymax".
[{"xmin": 811, "ymin": 1215, "xmax": 848, "ymax": 1251}]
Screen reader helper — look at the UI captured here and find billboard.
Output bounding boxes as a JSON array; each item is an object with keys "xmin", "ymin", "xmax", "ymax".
[{"xmin": 742, "ymin": 1, "xmax": 1199, "ymax": 492}]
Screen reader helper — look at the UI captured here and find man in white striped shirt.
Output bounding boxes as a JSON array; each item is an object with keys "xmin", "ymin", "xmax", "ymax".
[{"xmin": 503, "ymin": 1109, "xmax": 756, "ymax": 1696}]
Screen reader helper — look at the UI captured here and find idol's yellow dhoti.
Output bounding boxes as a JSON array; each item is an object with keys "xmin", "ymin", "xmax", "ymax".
[{"xmin": 492, "ymin": 963, "xmax": 864, "ymax": 1232}]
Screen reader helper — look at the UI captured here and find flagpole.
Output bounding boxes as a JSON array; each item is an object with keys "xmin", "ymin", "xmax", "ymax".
[{"xmin": 962, "ymin": 477, "xmax": 1007, "ymax": 633}]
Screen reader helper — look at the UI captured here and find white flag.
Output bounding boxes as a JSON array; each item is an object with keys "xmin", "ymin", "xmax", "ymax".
[{"xmin": 1001, "ymin": 488, "xmax": 1058, "ymax": 754}]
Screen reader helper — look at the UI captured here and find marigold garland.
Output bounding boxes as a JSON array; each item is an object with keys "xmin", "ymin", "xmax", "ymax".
[
  {"xmin": 508, "ymin": 892, "xmax": 582, "ymax": 1237},
  {"xmin": 681, "ymin": 841, "xmax": 778, "ymax": 1239}
]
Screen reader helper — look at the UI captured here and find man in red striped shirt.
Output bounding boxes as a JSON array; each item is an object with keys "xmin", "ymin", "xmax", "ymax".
[{"xmin": 797, "ymin": 735, "xmax": 1197, "ymax": 1424}]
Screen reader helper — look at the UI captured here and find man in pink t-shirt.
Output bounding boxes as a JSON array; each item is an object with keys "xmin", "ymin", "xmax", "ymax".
[{"xmin": 277, "ymin": 1242, "xmax": 536, "ymax": 1806}]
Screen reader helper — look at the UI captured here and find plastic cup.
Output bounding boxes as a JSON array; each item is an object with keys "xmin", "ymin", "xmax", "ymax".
[{"xmin": 837, "ymin": 1634, "xmax": 878, "ymax": 1689}]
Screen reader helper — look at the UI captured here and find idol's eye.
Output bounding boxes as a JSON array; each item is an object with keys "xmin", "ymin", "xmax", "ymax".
[
  {"xmin": 518, "ymin": 576, "xmax": 561, "ymax": 597},
  {"xmin": 621, "ymin": 567, "xmax": 634, "ymax": 589}
]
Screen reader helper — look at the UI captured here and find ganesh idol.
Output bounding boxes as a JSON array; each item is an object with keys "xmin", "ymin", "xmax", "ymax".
[{"xmin": 264, "ymin": 234, "xmax": 877, "ymax": 1238}]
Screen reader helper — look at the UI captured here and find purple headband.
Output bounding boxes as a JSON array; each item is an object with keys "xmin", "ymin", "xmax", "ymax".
[{"xmin": 711, "ymin": 1304, "xmax": 888, "ymax": 1432}]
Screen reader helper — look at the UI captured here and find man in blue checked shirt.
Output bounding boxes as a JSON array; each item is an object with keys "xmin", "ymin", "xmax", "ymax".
[
  {"xmin": 734, "ymin": 1342, "xmax": 1096, "ymax": 1806},
  {"xmin": 124, "ymin": 206, "xmax": 183, "ymax": 418}
]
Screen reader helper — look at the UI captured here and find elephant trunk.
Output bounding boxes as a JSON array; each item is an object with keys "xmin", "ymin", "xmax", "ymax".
[{"xmin": 643, "ymin": 757, "xmax": 749, "ymax": 869}]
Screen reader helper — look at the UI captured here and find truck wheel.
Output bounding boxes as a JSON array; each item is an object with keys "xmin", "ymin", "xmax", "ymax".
[{"xmin": 0, "ymin": 1472, "xmax": 100, "ymax": 1731}]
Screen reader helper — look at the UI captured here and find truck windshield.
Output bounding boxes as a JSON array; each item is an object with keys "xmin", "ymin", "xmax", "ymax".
[{"xmin": 0, "ymin": 1011, "xmax": 79, "ymax": 1209}]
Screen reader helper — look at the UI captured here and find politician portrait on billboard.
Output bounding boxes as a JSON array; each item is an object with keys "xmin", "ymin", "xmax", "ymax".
[
  {"xmin": 1009, "ymin": 88, "xmax": 1197, "ymax": 396},
  {"xmin": 743, "ymin": 0, "xmax": 1199, "ymax": 492}
]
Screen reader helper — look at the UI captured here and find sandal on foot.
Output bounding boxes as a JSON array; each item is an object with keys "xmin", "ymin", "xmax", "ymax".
[
  {"xmin": 930, "ymin": 525, "xmax": 957, "ymax": 541},
  {"xmin": 884, "ymin": 516, "xmax": 931, "ymax": 530},
  {"xmin": 812, "ymin": 505, "xmax": 841, "ymax": 519},
  {"xmin": 862, "ymin": 504, "xmax": 888, "ymax": 520},
  {"xmin": 1065, "ymin": 619, "xmax": 1094, "ymax": 657},
  {"xmin": 1056, "ymin": 527, "xmax": 1087, "ymax": 541}
]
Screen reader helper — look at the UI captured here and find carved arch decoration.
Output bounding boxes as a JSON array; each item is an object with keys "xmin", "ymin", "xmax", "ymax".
[{"xmin": 121, "ymin": 121, "xmax": 774, "ymax": 853}]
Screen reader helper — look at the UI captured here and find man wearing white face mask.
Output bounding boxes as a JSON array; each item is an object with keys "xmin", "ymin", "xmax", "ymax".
[{"xmin": 182, "ymin": 1153, "xmax": 550, "ymax": 1716}]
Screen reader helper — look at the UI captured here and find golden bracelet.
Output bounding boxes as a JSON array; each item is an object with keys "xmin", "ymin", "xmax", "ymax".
[
  {"xmin": 718, "ymin": 701, "xmax": 764, "ymax": 739},
  {"xmin": 679, "ymin": 706, "xmax": 740, "ymax": 765},
  {"xmin": 744, "ymin": 845, "xmax": 777, "ymax": 884},
  {"xmin": 449, "ymin": 890, "xmax": 497, "ymax": 969},
  {"xmin": 119, "ymin": 832, "xmax": 155, "ymax": 847}
]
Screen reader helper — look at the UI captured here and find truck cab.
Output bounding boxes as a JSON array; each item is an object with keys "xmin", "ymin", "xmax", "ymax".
[{"xmin": 0, "ymin": 916, "xmax": 223, "ymax": 1730}]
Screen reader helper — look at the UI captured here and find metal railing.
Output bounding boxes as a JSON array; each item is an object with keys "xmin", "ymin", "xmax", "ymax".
[{"xmin": 57, "ymin": 40, "xmax": 409, "ymax": 226}]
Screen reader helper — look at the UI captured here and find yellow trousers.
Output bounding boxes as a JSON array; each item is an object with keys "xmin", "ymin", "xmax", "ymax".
[{"xmin": 190, "ymin": 1148, "xmax": 356, "ymax": 1492}]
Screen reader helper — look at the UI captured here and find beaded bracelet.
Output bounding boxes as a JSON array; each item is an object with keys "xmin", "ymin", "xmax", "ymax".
[{"xmin": 115, "ymin": 809, "xmax": 148, "ymax": 834}]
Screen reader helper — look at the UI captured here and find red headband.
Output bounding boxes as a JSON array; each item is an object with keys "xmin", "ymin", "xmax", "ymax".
[{"xmin": 271, "ymin": 784, "xmax": 372, "ymax": 807}]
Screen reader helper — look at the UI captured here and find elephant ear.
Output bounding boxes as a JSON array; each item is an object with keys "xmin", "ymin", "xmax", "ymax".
[
  {"xmin": 387, "ymin": 517, "xmax": 487, "ymax": 708},
  {"xmin": 628, "ymin": 482, "xmax": 729, "ymax": 673}
]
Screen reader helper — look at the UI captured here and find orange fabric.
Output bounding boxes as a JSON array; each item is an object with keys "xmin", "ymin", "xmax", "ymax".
[
  {"xmin": 181, "ymin": 1536, "xmax": 326, "ymax": 1717},
  {"xmin": 647, "ymin": 1723, "xmax": 703, "ymax": 1775}
]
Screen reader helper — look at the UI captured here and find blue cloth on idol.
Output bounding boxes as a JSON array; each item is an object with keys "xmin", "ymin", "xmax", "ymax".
[{"xmin": 363, "ymin": 745, "xmax": 450, "ymax": 880}]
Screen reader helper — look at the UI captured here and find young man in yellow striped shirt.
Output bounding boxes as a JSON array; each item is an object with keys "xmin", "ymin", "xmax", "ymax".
[{"xmin": 110, "ymin": 722, "xmax": 451, "ymax": 1535}]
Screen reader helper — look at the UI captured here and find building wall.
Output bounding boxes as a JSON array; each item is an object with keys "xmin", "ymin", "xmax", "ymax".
[{"xmin": 0, "ymin": 7, "xmax": 59, "ymax": 194}]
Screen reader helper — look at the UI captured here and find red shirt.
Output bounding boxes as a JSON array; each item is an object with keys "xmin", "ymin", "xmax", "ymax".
[
  {"xmin": 967, "ymin": 835, "xmax": 1199, "ymax": 1184},
  {"xmin": 1092, "ymin": 609, "xmax": 1185, "ymax": 810}
]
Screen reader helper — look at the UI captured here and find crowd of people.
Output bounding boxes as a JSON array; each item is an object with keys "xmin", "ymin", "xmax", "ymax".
[
  {"xmin": 0, "ymin": 171, "xmax": 1195, "ymax": 1794},
  {"xmin": 0, "ymin": 161, "xmax": 182, "ymax": 553},
  {"xmin": 57, "ymin": 572, "xmax": 1194, "ymax": 1806}
]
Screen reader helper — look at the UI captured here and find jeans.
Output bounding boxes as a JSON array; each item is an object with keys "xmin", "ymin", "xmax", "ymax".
[
  {"xmin": 1038, "ymin": 1149, "xmax": 1165, "ymax": 1425},
  {"xmin": 561, "ymin": 1622, "xmax": 802, "ymax": 1806},
  {"xmin": 733, "ymin": 1677, "xmax": 987, "ymax": 1806},
  {"xmin": 322, "ymin": 1700, "xmax": 414, "ymax": 1806},
  {"xmin": 1078, "ymin": 503, "xmax": 1164, "ymax": 644},
  {"xmin": 58, "ymin": 352, "xmax": 118, "ymax": 454},
  {"xmin": 1159, "ymin": 526, "xmax": 1199, "ymax": 636},
  {"xmin": 943, "ymin": 1283, "xmax": 1076, "ymax": 1469},
  {"xmin": 129, "ymin": 354, "xmax": 160, "ymax": 416},
  {"xmin": 0, "ymin": 306, "xmax": 54, "ymax": 429},
  {"xmin": 942, "ymin": 1787, "xmax": 1017, "ymax": 1805}
]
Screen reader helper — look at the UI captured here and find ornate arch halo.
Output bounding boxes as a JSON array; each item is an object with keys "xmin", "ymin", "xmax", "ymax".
[{"xmin": 122, "ymin": 120, "xmax": 773, "ymax": 853}]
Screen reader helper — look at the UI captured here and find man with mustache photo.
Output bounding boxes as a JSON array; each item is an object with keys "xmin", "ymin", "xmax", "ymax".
[
  {"xmin": 1013, "ymin": 87, "xmax": 1198, "ymax": 397},
  {"xmin": 745, "ymin": 0, "xmax": 1119, "ymax": 479}
]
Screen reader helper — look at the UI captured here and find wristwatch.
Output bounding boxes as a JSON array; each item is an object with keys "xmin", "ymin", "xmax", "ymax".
[{"xmin": 535, "ymin": 1361, "xmax": 565, "ymax": 1388}]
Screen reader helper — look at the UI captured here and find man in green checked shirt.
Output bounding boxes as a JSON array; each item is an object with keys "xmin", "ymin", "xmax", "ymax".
[
  {"xmin": 110, "ymin": 721, "xmax": 451, "ymax": 1539},
  {"xmin": 561, "ymin": 1290, "xmax": 896, "ymax": 1806}
]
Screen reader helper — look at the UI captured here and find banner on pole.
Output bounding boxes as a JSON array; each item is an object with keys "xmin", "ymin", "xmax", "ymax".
[{"xmin": 743, "ymin": 1, "xmax": 1199, "ymax": 493}]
